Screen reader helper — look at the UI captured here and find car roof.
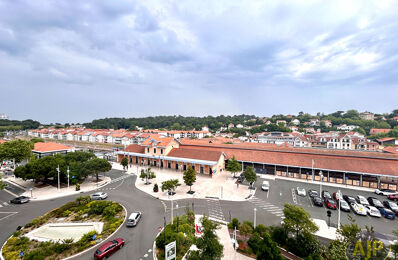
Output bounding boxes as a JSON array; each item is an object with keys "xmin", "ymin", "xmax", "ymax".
[
  {"xmin": 262, "ymin": 181, "xmax": 269, "ymax": 184},
  {"xmin": 129, "ymin": 212, "xmax": 140, "ymax": 218},
  {"xmin": 98, "ymin": 241, "xmax": 113, "ymax": 250}
]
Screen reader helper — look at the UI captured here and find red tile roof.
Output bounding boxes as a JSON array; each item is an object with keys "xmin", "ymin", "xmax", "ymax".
[
  {"xmin": 124, "ymin": 144, "xmax": 145, "ymax": 154},
  {"xmin": 33, "ymin": 142, "xmax": 72, "ymax": 153},
  {"xmin": 167, "ymin": 148, "xmax": 223, "ymax": 162},
  {"xmin": 370, "ymin": 128, "xmax": 391, "ymax": 135},
  {"xmin": 179, "ymin": 141, "xmax": 398, "ymax": 176},
  {"xmin": 141, "ymin": 135, "xmax": 176, "ymax": 147}
]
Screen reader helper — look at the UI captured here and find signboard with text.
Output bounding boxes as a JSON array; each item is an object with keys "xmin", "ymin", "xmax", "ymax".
[{"xmin": 165, "ymin": 241, "xmax": 176, "ymax": 260}]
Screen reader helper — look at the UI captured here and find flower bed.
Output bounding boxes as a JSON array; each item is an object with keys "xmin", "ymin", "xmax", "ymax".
[{"xmin": 2, "ymin": 196, "xmax": 125, "ymax": 260}]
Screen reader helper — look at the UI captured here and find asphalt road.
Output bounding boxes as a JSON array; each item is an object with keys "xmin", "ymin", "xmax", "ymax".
[{"xmin": 2, "ymin": 171, "xmax": 398, "ymax": 260}]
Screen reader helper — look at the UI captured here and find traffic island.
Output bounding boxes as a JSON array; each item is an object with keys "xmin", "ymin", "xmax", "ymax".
[{"xmin": 1, "ymin": 196, "xmax": 126, "ymax": 260}]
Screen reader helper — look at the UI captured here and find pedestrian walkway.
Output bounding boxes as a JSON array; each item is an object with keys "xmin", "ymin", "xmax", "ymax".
[
  {"xmin": 207, "ymin": 199, "xmax": 225, "ymax": 222},
  {"xmin": 0, "ymin": 201, "xmax": 10, "ymax": 208},
  {"xmin": 249, "ymin": 195, "xmax": 285, "ymax": 219},
  {"xmin": 216, "ymin": 224, "xmax": 253, "ymax": 260},
  {"xmin": 98, "ymin": 175, "xmax": 132, "ymax": 191}
]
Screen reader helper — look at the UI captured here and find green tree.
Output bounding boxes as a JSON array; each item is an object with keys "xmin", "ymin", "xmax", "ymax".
[
  {"xmin": 84, "ymin": 158, "xmax": 111, "ymax": 182},
  {"xmin": 326, "ymin": 240, "xmax": 347, "ymax": 260},
  {"xmin": 226, "ymin": 156, "xmax": 241, "ymax": 178},
  {"xmin": 30, "ymin": 137, "xmax": 44, "ymax": 144},
  {"xmin": 161, "ymin": 179, "xmax": 180, "ymax": 195},
  {"xmin": 256, "ymin": 232, "xmax": 281, "ymax": 260},
  {"xmin": 140, "ymin": 167, "xmax": 155, "ymax": 184},
  {"xmin": 183, "ymin": 166, "xmax": 197, "ymax": 193},
  {"xmin": 336, "ymin": 215, "xmax": 361, "ymax": 243},
  {"xmin": 0, "ymin": 139, "xmax": 33, "ymax": 163},
  {"xmin": 120, "ymin": 157, "xmax": 128, "ymax": 170},
  {"xmin": 187, "ymin": 216, "xmax": 223, "ymax": 260},
  {"xmin": 282, "ymin": 203, "xmax": 318, "ymax": 237},
  {"xmin": 244, "ymin": 166, "xmax": 257, "ymax": 188},
  {"xmin": 391, "ymin": 229, "xmax": 398, "ymax": 259}
]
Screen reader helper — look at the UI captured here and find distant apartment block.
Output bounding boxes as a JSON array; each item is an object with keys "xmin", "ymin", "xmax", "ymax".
[
  {"xmin": 360, "ymin": 111, "xmax": 375, "ymax": 120},
  {"xmin": 0, "ymin": 114, "xmax": 9, "ymax": 120}
]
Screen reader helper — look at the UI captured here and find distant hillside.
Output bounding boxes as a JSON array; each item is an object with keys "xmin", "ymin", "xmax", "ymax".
[{"xmin": 0, "ymin": 119, "xmax": 40, "ymax": 131}]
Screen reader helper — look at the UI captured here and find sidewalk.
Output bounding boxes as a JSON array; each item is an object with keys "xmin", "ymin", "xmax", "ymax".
[
  {"xmin": 126, "ymin": 163, "xmax": 252, "ymax": 201},
  {"xmin": 5, "ymin": 175, "xmax": 111, "ymax": 201},
  {"xmin": 216, "ymin": 224, "xmax": 253, "ymax": 260}
]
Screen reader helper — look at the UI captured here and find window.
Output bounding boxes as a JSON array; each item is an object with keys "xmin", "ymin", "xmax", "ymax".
[
  {"xmin": 147, "ymin": 148, "xmax": 149, "ymax": 153},
  {"xmin": 154, "ymin": 148, "xmax": 157, "ymax": 154},
  {"xmin": 160, "ymin": 149, "xmax": 163, "ymax": 154}
]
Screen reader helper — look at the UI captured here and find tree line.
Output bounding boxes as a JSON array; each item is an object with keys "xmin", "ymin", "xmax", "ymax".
[
  {"xmin": 0, "ymin": 119, "xmax": 40, "ymax": 131},
  {"xmin": 14, "ymin": 151, "xmax": 111, "ymax": 184}
]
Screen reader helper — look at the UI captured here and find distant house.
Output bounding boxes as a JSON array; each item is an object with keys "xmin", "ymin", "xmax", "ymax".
[
  {"xmin": 291, "ymin": 119, "xmax": 300, "ymax": 126},
  {"xmin": 228, "ymin": 123, "xmax": 235, "ymax": 129},
  {"xmin": 393, "ymin": 116, "xmax": 398, "ymax": 122},
  {"xmin": 360, "ymin": 111, "xmax": 374, "ymax": 120},
  {"xmin": 309, "ymin": 119, "xmax": 320, "ymax": 126},
  {"xmin": 337, "ymin": 124, "xmax": 358, "ymax": 132},
  {"xmin": 322, "ymin": 120, "xmax": 332, "ymax": 127},
  {"xmin": 369, "ymin": 128, "xmax": 391, "ymax": 135},
  {"xmin": 376, "ymin": 137, "xmax": 396, "ymax": 146},
  {"xmin": 276, "ymin": 120, "xmax": 287, "ymax": 126},
  {"xmin": 33, "ymin": 142, "xmax": 73, "ymax": 158},
  {"xmin": 236, "ymin": 124, "xmax": 244, "ymax": 129}
]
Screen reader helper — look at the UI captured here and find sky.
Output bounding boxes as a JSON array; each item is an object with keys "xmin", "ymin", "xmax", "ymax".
[{"xmin": 1, "ymin": 0, "xmax": 398, "ymax": 123}]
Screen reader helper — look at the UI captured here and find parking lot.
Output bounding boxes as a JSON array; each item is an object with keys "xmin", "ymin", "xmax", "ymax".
[{"xmin": 253, "ymin": 177, "xmax": 398, "ymax": 240}]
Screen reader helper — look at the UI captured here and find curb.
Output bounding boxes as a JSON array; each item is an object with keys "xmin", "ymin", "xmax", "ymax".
[
  {"xmin": 0, "ymin": 203, "xmax": 127, "ymax": 260},
  {"xmin": 152, "ymin": 227, "xmax": 164, "ymax": 260}
]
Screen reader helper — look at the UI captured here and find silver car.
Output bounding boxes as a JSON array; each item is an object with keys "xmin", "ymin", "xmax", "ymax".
[
  {"xmin": 90, "ymin": 192, "xmax": 108, "ymax": 200},
  {"xmin": 127, "ymin": 212, "xmax": 142, "ymax": 227},
  {"xmin": 296, "ymin": 187, "xmax": 306, "ymax": 196}
]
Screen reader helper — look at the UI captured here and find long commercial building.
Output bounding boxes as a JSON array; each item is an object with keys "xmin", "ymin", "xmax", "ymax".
[{"xmin": 117, "ymin": 135, "xmax": 398, "ymax": 191}]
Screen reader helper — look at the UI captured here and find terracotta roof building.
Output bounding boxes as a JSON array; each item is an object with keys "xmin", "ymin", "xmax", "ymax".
[{"xmin": 33, "ymin": 142, "xmax": 73, "ymax": 158}]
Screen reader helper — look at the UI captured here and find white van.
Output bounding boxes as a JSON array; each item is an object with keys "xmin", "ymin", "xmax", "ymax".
[
  {"xmin": 126, "ymin": 212, "xmax": 142, "ymax": 227},
  {"xmin": 261, "ymin": 181, "xmax": 269, "ymax": 191}
]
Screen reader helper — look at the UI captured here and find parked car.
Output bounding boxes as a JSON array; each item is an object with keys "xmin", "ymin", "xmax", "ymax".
[
  {"xmin": 379, "ymin": 208, "xmax": 396, "ymax": 220},
  {"xmin": 367, "ymin": 197, "xmax": 384, "ymax": 208},
  {"xmin": 261, "ymin": 181, "xmax": 269, "ymax": 191},
  {"xmin": 94, "ymin": 238, "xmax": 125, "ymax": 259},
  {"xmin": 343, "ymin": 195, "xmax": 356, "ymax": 204},
  {"xmin": 322, "ymin": 191, "xmax": 332, "ymax": 200},
  {"xmin": 375, "ymin": 189, "xmax": 397, "ymax": 196},
  {"xmin": 333, "ymin": 192, "xmax": 341, "ymax": 201},
  {"xmin": 365, "ymin": 206, "xmax": 381, "ymax": 218},
  {"xmin": 356, "ymin": 195, "xmax": 370, "ymax": 206},
  {"xmin": 383, "ymin": 201, "xmax": 398, "ymax": 214},
  {"xmin": 296, "ymin": 187, "xmax": 306, "ymax": 196},
  {"xmin": 91, "ymin": 192, "xmax": 108, "ymax": 200},
  {"xmin": 312, "ymin": 196, "xmax": 323, "ymax": 207},
  {"xmin": 126, "ymin": 212, "xmax": 142, "ymax": 227},
  {"xmin": 10, "ymin": 196, "xmax": 30, "ymax": 204},
  {"xmin": 339, "ymin": 200, "xmax": 351, "ymax": 212},
  {"xmin": 387, "ymin": 194, "xmax": 398, "ymax": 201},
  {"xmin": 324, "ymin": 198, "xmax": 337, "ymax": 210},
  {"xmin": 350, "ymin": 202, "xmax": 367, "ymax": 216},
  {"xmin": 308, "ymin": 189, "xmax": 318, "ymax": 198}
]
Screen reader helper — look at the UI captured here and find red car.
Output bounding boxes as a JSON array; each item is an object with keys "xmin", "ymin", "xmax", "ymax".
[
  {"xmin": 94, "ymin": 238, "xmax": 125, "ymax": 259},
  {"xmin": 387, "ymin": 194, "xmax": 398, "ymax": 201},
  {"xmin": 324, "ymin": 198, "xmax": 337, "ymax": 210},
  {"xmin": 332, "ymin": 192, "xmax": 341, "ymax": 201}
]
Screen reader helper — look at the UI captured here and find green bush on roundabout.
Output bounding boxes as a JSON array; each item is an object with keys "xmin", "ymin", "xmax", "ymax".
[{"xmin": 2, "ymin": 196, "xmax": 125, "ymax": 260}]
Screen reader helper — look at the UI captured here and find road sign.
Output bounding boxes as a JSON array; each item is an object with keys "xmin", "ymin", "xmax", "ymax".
[
  {"xmin": 165, "ymin": 241, "xmax": 176, "ymax": 260},
  {"xmin": 19, "ymin": 251, "xmax": 24, "ymax": 257},
  {"xmin": 92, "ymin": 234, "xmax": 97, "ymax": 240},
  {"xmin": 72, "ymin": 176, "xmax": 75, "ymax": 179},
  {"xmin": 29, "ymin": 187, "xmax": 33, "ymax": 191}
]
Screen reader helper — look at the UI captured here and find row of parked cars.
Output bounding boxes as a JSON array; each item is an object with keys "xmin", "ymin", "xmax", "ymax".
[{"xmin": 296, "ymin": 187, "xmax": 398, "ymax": 220}]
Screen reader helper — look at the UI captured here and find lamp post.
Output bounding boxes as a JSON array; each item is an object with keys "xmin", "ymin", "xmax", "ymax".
[
  {"xmin": 338, "ymin": 190, "xmax": 342, "ymax": 230},
  {"xmin": 176, "ymin": 204, "xmax": 179, "ymax": 232},
  {"xmin": 57, "ymin": 165, "xmax": 60, "ymax": 191},
  {"xmin": 254, "ymin": 208, "xmax": 257, "ymax": 227},
  {"xmin": 319, "ymin": 171, "xmax": 323, "ymax": 196},
  {"xmin": 171, "ymin": 198, "xmax": 174, "ymax": 224},
  {"xmin": 67, "ymin": 166, "xmax": 70, "ymax": 192}
]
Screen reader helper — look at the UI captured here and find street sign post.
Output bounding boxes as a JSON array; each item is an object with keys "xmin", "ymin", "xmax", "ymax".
[{"xmin": 165, "ymin": 241, "xmax": 176, "ymax": 260}]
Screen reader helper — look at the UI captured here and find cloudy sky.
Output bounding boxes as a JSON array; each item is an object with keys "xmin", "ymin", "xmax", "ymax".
[{"xmin": 1, "ymin": 0, "xmax": 398, "ymax": 123}]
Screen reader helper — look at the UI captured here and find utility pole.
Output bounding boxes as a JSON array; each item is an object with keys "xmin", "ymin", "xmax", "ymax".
[
  {"xmin": 57, "ymin": 165, "xmax": 60, "ymax": 191},
  {"xmin": 319, "ymin": 171, "xmax": 323, "ymax": 196},
  {"xmin": 338, "ymin": 190, "xmax": 341, "ymax": 230},
  {"xmin": 254, "ymin": 208, "xmax": 257, "ymax": 227},
  {"xmin": 67, "ymin": 166, "xmax": 70, "ymax": 192},
  {"xmin": 171, "ymin": 198, "xmax": 174, "ymax": 224}
]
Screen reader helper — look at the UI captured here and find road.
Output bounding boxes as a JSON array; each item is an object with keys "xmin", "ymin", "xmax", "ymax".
[{"xmin": 1, "ymin": 171, "xmax": 398, "ymax": 260}]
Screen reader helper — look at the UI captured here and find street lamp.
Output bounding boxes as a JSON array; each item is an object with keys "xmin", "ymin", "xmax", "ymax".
[
  {"xmin": 56, "ymin": 164, "xmax": 60, "ymax": 192},
  {"xmin": 176, "ymin": 204, "xmax": 179, "ymax": 232},
  {"xmin": 254, "ymin": 208, "xmax": 257, "ymax": 227},
  {"xmin": 67, "ymin": 166, "xmax": 70, "ymax": 192},
  {"xmin": 319, "ymin": 171, "xmax": 323, "ymax": 196},
  {"xmin": 337, "ymin": 190, "xmax": 342, "ymax": 230}
]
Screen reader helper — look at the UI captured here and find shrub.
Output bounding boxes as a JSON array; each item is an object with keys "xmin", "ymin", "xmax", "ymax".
[
  {"xmin": 63, "ymin": 210, "xmax": 71, "ymax": 217},
  {"xmin": 254, "ymin": 224, "xmax": 268, "ymax": 236},
  {"xmin": 239, "ymin": 223, "xmax": 254, "ymax": 236},
  {"xmin": 88, "ymin": 200, "xmax": 112, "ymax": 215},
  {"xmin": 228, "ymin": 218, "xmax": 240, "ymax": 230},
  {"xmin": 75, "ymin": 183, "xmax": 80, "ymax": 191},
  {"xmin": 247, "ymin": 232, "xmax": 262, "ymax": 254},
  {"xmin": 153, "ymin": 183, "xmax": 159, "ymax": 192},
  {"xmin": 238, "ymin": 242, "xmax": 247, "ymax": 252}
]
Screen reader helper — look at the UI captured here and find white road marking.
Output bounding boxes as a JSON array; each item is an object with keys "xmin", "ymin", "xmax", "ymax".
[
  {"xmin": 0, "ymin": 212, "xmax": 18, "ymax": 221},
  {"xmin": 143, "ymin": 254, "xmax": 148, "ymax": 257},
  {"xmin": 148, "ymin": 249, "xmax": 152, "ymax": 252},
  {"xmin": 3, "ymin": 202, "xmax": 8, "ymax": 206}
]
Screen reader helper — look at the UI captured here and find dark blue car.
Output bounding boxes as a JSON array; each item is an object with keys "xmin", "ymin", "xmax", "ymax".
[{"xmin": 379, "ymin": 208, "xmax": 395, "ymax": 220}]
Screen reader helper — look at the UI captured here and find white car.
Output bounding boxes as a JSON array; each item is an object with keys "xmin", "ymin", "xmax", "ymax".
[
  {"xmin": 351, "ymin": 202, "xmax": 367, "ymax": 216},
  {"xmin": 296, "ymin": 187, "xmax": 306, "ymax": 196},
  {"xmin": 90, "ymin": 192, "xmax": 108, "ymax": 200},
  {"xmin": 375, "ymin": 189, "xmax": 397, "ymax": 196},
  {"xmin": 365, "ymin": 206, "xmax": 381, "ymax": 218},
  {"xmin": 261, "ymin": 181, "xmax": 269, "ymax": 191},
  {"xmin": 356, "ymin": 195, "xmax": 369, "ymax": 206}
]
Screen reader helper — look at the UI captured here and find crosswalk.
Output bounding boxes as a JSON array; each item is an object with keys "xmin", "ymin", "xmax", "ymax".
[
  {"xmin": 206, "ymin": 199, "xmax": 226, "ymax": 221},
  {"xmin": 249, "ymin": 196, "xmax": 285, "ymax": 219},
  {"xmin": 98, "ymin": 175, "xmax": 131, "ymax": 191},
  {"xmin": 109, "ymin": 175, "xmax": 131, "ymax": 184},
  {"xmin": 0, "ymin": 201, "xmax": 10, "ymax": 208}
]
